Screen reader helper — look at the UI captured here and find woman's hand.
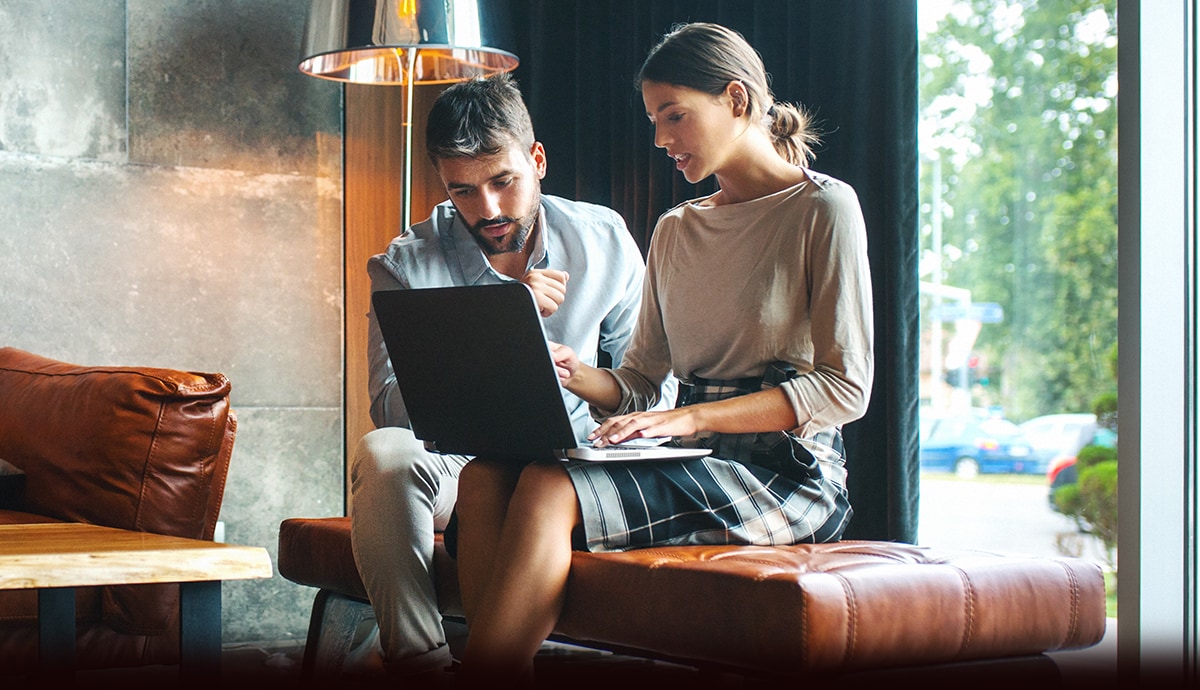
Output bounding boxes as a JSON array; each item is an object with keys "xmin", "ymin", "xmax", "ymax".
[
  {"xmin": 588, "ymin": 408, "xmax": 700, "ymax": 447},
  {"xmin": 588, "ymin": 388, "xmax": 799, "ymax": 446},
  {"xmin": 522, "ymin": 269, "xmax": 569, "ymax": 317}
]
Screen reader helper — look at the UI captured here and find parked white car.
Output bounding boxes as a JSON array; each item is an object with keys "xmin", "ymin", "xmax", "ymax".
[{"xmin": 1018, "ymin": 413, "xmax": 1097, "ymax": 464}]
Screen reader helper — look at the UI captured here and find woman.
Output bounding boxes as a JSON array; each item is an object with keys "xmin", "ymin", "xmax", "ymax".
[{"xmin": 453, "ymin": 22, "xmax": 874, "ymax": 684}]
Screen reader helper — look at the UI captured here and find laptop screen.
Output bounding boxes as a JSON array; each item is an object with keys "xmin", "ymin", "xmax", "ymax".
[{"xmin": 372, "ymin": 283, "xmax": 580, "ymax": 459}]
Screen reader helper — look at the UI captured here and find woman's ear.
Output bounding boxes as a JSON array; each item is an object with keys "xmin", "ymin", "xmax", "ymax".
[{"xmin": 727, "ymin": 81, "xmax": 749, "ymax": 118}]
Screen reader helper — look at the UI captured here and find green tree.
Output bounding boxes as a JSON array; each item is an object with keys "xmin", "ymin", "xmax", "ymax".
[
  {"xmin": 921, "ymin": 0, "xmax": 1118, "ymax": 420},
  {"xmin": 1055, "ymin": 443, "xmax": 1117, "ymax": 567},
  {"xmin": 1053, "ymin": 345, "xmax": 1118, "ymax": 593}
]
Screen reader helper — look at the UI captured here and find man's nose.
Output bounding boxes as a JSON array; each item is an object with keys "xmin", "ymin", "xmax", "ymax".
[{"xmin": 479, "ymin": 188, "xmax": 503, "ymax": 217}]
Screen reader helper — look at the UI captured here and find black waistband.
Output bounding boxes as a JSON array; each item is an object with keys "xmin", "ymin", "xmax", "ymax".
[{"xmin": 678, "ymin": 375, "xmax": 763, "ymax": 391}]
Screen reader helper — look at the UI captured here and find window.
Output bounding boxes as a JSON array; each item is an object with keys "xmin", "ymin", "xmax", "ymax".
[{"xmin": 917, "ymin": 0, "xmax": 1118, "ymax": 609}]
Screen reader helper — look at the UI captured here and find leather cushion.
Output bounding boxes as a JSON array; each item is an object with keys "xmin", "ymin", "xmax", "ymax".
[
  {"xmin": 279, "ymin": 516, "xmax": 367, "ymax": 601},
  {"xmin": 277, "ymin": 516, "xmax": 1106, "ymax": 674}
]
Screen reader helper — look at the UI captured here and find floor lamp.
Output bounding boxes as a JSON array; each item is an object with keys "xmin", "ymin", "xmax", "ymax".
[
  {"xmin": 298, "ymin": 0, "xmax": 519, "ymax": 229},
  {"xmin": 297, "ymin": 0, "xmax": 519, "ymax": 499}
]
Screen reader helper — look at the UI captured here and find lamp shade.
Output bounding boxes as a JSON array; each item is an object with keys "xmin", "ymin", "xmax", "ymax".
[{"xmin": 299, "ymin": 0, "xmax": 518, "ymax": 84}]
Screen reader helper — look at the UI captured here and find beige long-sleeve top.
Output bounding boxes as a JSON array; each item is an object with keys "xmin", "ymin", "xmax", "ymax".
[{"xmin": 607, "ymin": 170, "xmax": 875, "ymax": 437}]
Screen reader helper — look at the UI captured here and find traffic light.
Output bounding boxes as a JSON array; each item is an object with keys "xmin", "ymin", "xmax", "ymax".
[{"xmin": 968, "ymin": 355, "xmax": 990, "ymax": 386}]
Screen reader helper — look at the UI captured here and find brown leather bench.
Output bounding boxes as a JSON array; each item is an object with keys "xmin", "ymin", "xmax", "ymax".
[{"xmin": 278, "ymin": 515, "xmax": 1106, "ymax": 681}]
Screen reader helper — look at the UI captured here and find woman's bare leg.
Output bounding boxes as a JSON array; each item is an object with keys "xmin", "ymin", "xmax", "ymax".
[
  {"xmin": 454, "ymin": 458, "xmax": 522, "ymax": 623},
  {"xmin": 460, "ymin": 460, "xmax": 582, "ymax": 683}
]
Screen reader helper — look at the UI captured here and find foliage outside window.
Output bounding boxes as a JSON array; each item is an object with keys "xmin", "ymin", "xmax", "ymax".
[
  {"xmin": 1054, "ymin": 343, "xmax": 1118, "ymax": 573},
  {"xmin": 919, "ymin": 0, "xmax": 1119, "ymax": 612},
  {"xmin": 919, "ymin": 0, "xmax": 1117, "ymax": 422}
]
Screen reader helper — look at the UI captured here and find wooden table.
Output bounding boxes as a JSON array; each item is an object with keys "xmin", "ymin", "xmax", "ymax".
[{"xmin": 0, "ymin": 522, "xmax": 273, "ymax": 681}]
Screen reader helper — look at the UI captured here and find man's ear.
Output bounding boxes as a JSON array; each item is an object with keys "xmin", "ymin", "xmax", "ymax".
[{"xmin": 530, "ymin": 141, "xmax": 548, "ymax": 179}]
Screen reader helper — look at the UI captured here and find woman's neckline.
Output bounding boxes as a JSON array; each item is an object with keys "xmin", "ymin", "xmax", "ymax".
[{"xmin": 692, "ymin": 173, "xmax": 811, "ymax": 209}]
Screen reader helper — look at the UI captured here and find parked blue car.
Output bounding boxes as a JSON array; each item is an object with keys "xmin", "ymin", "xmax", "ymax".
[{"xmin": 919, "ymin": 415, "xmax": 1041, "ymax": 479}]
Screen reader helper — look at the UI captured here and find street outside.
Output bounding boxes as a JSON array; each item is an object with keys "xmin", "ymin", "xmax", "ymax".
[{"xmin": 917, "ymin": 474, "xmax": 1112, "ymax": 569}]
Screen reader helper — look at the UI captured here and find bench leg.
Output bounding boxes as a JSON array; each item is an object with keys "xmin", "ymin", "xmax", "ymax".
[{"xmin": 301, "ymin": 589, "xmax": 375, "ymax": 679}]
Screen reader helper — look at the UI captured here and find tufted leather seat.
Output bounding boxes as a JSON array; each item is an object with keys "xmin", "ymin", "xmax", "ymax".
[{"xmin": 278, "ymin": 514, "xmax": 1106, "ymax": 678}]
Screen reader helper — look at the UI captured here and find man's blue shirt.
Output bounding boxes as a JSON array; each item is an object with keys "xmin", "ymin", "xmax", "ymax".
[{"xmin": 366, "ymin": 194, "xmax": 662, "ymax": 442}]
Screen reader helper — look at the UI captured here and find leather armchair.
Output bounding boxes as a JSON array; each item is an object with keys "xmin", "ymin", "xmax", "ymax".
[{"xmin": 0, "ymin": 347, "xmax": 236, "ymax": 673}]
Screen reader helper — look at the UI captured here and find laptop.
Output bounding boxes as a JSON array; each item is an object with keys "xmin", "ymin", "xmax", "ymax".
[{"xmin": 371, "ymin": 283, "xmax": 711, "ymax": 463}]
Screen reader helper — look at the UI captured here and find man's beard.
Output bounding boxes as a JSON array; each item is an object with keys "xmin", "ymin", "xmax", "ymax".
[{"xmin": 468, "ymin": 191, "xmax": 541, "ymax": 256}]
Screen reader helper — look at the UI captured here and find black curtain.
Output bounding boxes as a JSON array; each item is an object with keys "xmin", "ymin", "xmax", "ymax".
[{"xmin": 503, "ymin": 0, "xmax": 919, "ymax": 543}]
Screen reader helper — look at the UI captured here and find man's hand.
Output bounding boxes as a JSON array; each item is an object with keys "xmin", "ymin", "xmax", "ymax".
[
  {"xmin": 549, "ymin": 341, "xmax": 581, "ymax": 386},
  {"xmin": 522, "ymin": 269, "xmax": 569, "ymax": 317},
  {"xmin": 549, "ymin": 340, "xmax": 624, "ymax": 412}
]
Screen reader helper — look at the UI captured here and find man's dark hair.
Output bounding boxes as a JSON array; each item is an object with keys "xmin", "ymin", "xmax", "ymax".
[{"xmin": 425, "ymin": 73, "xmax": 535, "ymax": 165}]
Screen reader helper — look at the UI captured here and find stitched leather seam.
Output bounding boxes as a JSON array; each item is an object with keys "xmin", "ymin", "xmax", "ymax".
[
  {"xmin": 206, "ymin": 413, "xmax": 234, "ymax": 541},
  {"xmin": 1057, "ymin": 560, "xmax": 1082, "ymax": 644},
  {"xmin": 800, "ymin": 586, "xmax": 810, "ymax": 667},
  {"xmin": 132, "ymin": 401, "xmax": 166, "ymax": 533},
  {"xmin": 819, "ymin": 549, "xmax": 912, "ymax": 563},
  {"xmin": 640, "ymin": 550, "xmax": 691, "ymax": 564},
  {"xmin": 673, "ymin": 559, "xmax": 791, "ymax": 579},
  {"xmin": 954, "ymin": 566, "xmax": 975, "ymax": 655},
  {"xmin": 834, "ymin": 571, "xmax": 856, "ymax": 665},
  {"xmin": 717, "ymin": 551, "xmax": 915, "ymax": 571},
  {"xmin": 0, "ymin": 366, "xmax": 229, "ymax": 396},
  {"xmin": 721, "ymin": 556, "xmax": 793, "ymax": 569},
  {"xmin": 189, "ymin": 403, "xmax": 221, "ymax": 534}
]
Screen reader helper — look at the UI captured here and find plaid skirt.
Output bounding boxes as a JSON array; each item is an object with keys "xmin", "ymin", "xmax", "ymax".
[{"xmin": 564, "ymin": 363, "xmax": 853, "ymax": 553}]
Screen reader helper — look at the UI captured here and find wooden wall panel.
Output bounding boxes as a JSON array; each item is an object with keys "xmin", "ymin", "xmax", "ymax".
[{"xmin": 343, "ymin": 82, "xmax": 448, "ymax": 507}]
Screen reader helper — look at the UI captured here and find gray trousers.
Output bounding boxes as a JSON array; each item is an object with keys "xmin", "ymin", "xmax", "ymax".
[{"xmin": 349, "ymin": 426, "xmax": 469, "ymax": 675}]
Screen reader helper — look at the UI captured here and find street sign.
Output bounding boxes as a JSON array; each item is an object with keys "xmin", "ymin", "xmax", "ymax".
[{"xmin": 930, "ymin": 302, "xmax": 1004, "ymax": 323}]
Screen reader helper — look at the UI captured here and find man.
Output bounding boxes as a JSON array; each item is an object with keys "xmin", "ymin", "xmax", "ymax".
[{"xmin": 349, "ymin": 73, "xmax": 661, "ymax": 682}]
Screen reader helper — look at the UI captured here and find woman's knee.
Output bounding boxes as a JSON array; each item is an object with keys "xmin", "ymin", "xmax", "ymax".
[
  {"xmin": 458, "ymin": 457, "xmax": 507, "ymax": 487},
  {"xmin": 511, "ymin": 462, "xmax": 579, "ymax": 517},
  {"xmin": 456, "ymin": 459, "xmax": 520, "ymax": 513}
]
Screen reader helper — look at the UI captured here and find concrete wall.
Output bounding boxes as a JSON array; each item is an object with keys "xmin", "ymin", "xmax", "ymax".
[{"xmin": 0, "ymin": 0, "xmax": 344, "ymax": 644}]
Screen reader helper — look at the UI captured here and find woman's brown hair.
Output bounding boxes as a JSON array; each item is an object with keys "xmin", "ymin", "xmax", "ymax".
[{"xmin": 636, "ymin": 22, "xmax": 819, "ymax": 167}]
